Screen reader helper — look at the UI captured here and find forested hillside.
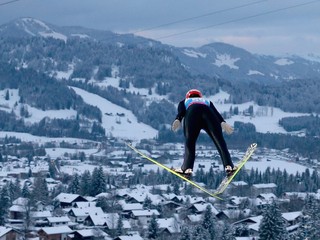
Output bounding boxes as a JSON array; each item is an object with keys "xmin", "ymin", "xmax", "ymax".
[{"xmin": 1, "ymin": 19, "xmax": 320, "ymax": 158}]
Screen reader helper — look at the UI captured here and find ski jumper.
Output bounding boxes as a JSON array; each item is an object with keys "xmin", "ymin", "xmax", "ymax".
[{"xmin": 174, "ymin": 97, "xmax": 234, "ymax": 171}]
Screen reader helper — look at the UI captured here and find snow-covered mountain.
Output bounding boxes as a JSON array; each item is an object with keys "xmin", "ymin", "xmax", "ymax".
[
  {"xmin": 0, "ymin": 17, "xmax": 160, "ymax": 46},
  {"xmin": 172, "ymin": 42, "xmax": 320, "ymax": 83},
  {"xmin": 0, "ymin": 17, "xmax": 318, "ymax": 142},
  {"xmin": 1, "ymin": 18, "xmax": 320, "ymax": 83}
]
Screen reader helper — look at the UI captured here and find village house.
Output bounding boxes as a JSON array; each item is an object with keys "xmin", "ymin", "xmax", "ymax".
[
  {"xmin": 119, "ymin": 202, "xmax": 143, "ymax": 218},
  {"xmin": 252, "ymin": 183, "xmax": 277, "ymax": 195},
  {"xmin": 31, "ymin": 210, "xmax": 52, "ymax": 227},
  {"xmin": 72, "ymin": 229, "xmax": 111, "ymax": 240},
  {"xmin": 161, "ymin": 193, "xmax": 183, "ymax": 203},
  {"xmin": 185, "ymin": 214, "xmax": 202, "ymax": 225},
  {"xmin": 0, "ymin": 226, "xmax": 21, "ymax": 240},
  {"xmin": 9, "ymin": 197, "xmax": 29, "ymax": 217},
  {"xmin": 38, "ymin": 226, "xmax": 73, "ymax": 240},
  {"xmin": 227, "ymin": 181, "xmax": 250, "ymax": 196},
  {"xmin": 159, "ymin": 201, "xmax": 181, "ymax": 212},
  {"xmin": 46, "ymin": 216, "xmax": 71, "ymax": 227},
  {"xmin": 84, "ymin": 212, "xmax": 131, "ymax": 231},
  {"xmin": 54, "ymin": 193, "xmax": 88, "ymax": 209},
  {"xmin": 157, "ymin": 217, "xmax": 181, "ymax": 237},
  {"xmin": 188, "ymin": 202, "xmax": 219, "ymax": 215},
  {"xmin": 114, "ymin": 234, "xmax": 144, "ymax": 240},
  {"xmin": 233, "ymin": 211, "xmax": 303, "ymax": 238},
  {"xmin": 130, "ymin": 209, "xmax": 160, "ymax": 225},
  {"xmin": 67, "ymin": 207, "xmax": 104, "ymax": 223}
]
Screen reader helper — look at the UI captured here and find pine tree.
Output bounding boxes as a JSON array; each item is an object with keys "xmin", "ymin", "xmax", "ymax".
[
  {"xmin": 68, "ymin": 173, "xmax": 80, "ymax": 194},
  {"xmin": 32, "ymin": 177, "xmax": 49, "ymax": 204},
  {"xmin": 192, "ymin": 225, "xmax": 209, "ymax": 240},
  {"xmin": 21, "ymin": 181, "xmax": 30, "ymax": 198},
  {"xmin": 90, "ymin": 166, "xmax": 106, "ymax": 196},
  {"xmin": 220, "ymin": 224, "xmax": 236, "ymax": 240},
  {"xmin": 0, "ymin": 186, "xmax": 9, "ymax": 225},
  {"xmin": 143, "ymin": 195, "xmax": 152, "ymax": 209},
  {"xmin": 179, "ymin": 226, "xmax": 191, "ymax": 240},
  {"xmin": 293, "ymin": 195, "xmax": 320, "ymax": 239},
  {"xmin": 173, "ymin": 181, "xmax": 180, "ymax": 195},
  {"xmin": 115, "ymin": 215, "xmax": 124, "ymax": 237},
  {"xmin": 147, "ymin": 213, "xmax": 159, "ymax": 239},
  {"xmin": 258, "ymin": 201, "xmax": 289, "ymax": 240},
  {"xmin": 202, "ymin": 205, "xmax": 217, "ymax": 240},
  {"xmin": 80, "ymin": 170, "xmax": 91, "ymax": 196},
  {"xmin": 7, "ymin": 179, "xmax": 21, "ymax": 203}
]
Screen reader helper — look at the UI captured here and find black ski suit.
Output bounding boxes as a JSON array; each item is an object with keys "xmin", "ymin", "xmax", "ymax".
[{"xmin": 174, "ymin": 97, "xmax": 233, "ymax": 171}]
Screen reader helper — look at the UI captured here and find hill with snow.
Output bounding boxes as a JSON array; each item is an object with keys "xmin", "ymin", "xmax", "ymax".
[{"xmin": 0, "ymin": 83, "xmax": 307, "ymax": 142}]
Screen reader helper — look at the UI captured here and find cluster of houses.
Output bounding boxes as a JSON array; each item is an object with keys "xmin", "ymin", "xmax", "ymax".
[
  {"xmin": 1, "ymin": 180, "xmax": 317, "ymax": 240},
  {"xmin": 1, "ymin": 139, "xmax": 319, "ymax": 239}
]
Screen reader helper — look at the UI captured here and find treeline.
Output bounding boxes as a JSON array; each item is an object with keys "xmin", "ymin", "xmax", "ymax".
[
  {"xmin": 0, "ymin": 63, "xmax": 102, "ymax": 121},
  {"xmin": 279, "ymin": 115, "xmax": 320, "ymax": 137},
  {"xmin": 127, "ymin": 164, "xmax": 320, "ymax": 199},
  {"xmin": 0, "ymin": 109, "xmax": 105, "ymax": 141},
  {"xmin": 228, "ymin": 78, "xmax": 320, "ymax": 114},
  {"xmin": 157, "ymin": 121, "xmax": 320, "ymax": 158}
]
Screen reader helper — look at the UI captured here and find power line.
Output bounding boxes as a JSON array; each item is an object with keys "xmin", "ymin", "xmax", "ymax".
[
  {"xmin": 0, "ymin": 0, "xmax": 21, "ymax": 6},
  {"xmin": 154, "ymin": 0, "xmax": 320, "ymax": 41},
  {"xmin": 132, "ymin": 0, "xmax": 268, "ymax": 35}
]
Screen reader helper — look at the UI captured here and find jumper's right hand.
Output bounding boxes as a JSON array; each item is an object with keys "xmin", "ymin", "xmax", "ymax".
[
  {"xmin": 221, "ymin": 122, "xmax": 234, "ymax": 135},
  {"xmin": 171, "ymin": 119, "xmax": 181, "ymax": 132}
]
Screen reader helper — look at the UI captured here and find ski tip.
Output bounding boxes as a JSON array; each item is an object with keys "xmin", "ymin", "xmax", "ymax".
[{"xmin": 251, "ymin": 143, "xmax": 257, "ymax": 148}]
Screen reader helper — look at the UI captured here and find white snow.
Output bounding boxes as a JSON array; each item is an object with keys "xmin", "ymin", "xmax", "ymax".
[
  {"xmin": 248, "ymin": 70, "xmax": 265, "ymax": 76},
  {"xmin": 207, "ymin": 90, "xmax": 308, "ymax": 134},
  {"xmin": 182, "ymin": 49, "xmax": 207, "ymax": 58},
  {"xmin": 71, "ymin": 87, "xmax": 158, "ymax": 141},
  {"xmin": 70, "ymin": 33, "xmax": 90, "ymax": 39},
  {"xmin": 213, "ymin": 54, "xmax": 240, "ymax": 69},
  {"xmin": 20, "ymin": 18, "xmax": 67, "ymax": 42},
  {"xmin": 39, "ymin": 31, "xmax": 67, "ymax": 42},
  {"xmin": 274, "ymin": 58, "xmax": 294, "ymax": 66}
]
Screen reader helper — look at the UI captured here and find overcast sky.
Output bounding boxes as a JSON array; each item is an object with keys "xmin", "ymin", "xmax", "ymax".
[{"xmin": 1, "ymin": 0, "xmax": 319, "ymax": 56}]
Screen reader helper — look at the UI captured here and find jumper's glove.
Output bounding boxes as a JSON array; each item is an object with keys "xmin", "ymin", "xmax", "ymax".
[
  {"xmin": 171, "ymin": 119, "xmax": 181, "ymax": 132},
  {"xmin": 221, "ymin": 122, "xmax": 234, "ymax": 135}
]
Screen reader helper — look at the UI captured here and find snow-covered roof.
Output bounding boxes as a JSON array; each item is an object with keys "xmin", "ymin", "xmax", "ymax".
[
  {"xmin": 55, "ymin": 193, "xmax": 84, "ymax": 203},
  {"xmin": 9, "ymin": 205, "xmax": 26, "ymax": 212},
  {"xmin": 258, "ymin": 193, "xmax": 277, "ymax": 200},
  {"xmin": 46, "ymin": 216, "xmax": 70, "ymax": 223},
  {"xmin": 12, "ymin": 197, "xmax": 29, "ymax": 205},
  {"xmin": 121, "ymin": 203, "xmax": 143, "ymax": 211},
  {"xmin": 116, "ymin": 235, "xmax": 144, "ymax": 240},
  {"xmin": 253, "ymin": 183, "xmax": 277, "ymax": 189},
  {"xmin": 186, "ymin": 214, "xmax": 202, "ymax": 223},
  {"xmin": 69, "ymin": 207, "xmax": 103, "ymax": 217},
  {"xmin": 282, "ymin": 211, "xmax": 302, "ymax": 221},
  {"xmin": 73, "ymin": 201, "xmax": 96, "ymax": 208},
  {"xmin": 231, "ymin": 181, "xmax": 248, "ymax": 186},
  {"xmin": 191, "ymin": 203, "xmax": 219, "ymax": 215},
  {"xmin": 0, "ymin": 227, "xmax": 13, "ymax": 237},
  {"xmin": 157, "ymin": 217, "xmax": 180, "ymax": 233},
  {"xmin": 87, "ymin": 213, "xmax": 131, "ymax": 229},
  {"xmin": 131, "ymin": 209, "xmax": 160, "ymax": 217},
  {"xmin": 31, "ymin": 211, "xmax": 52, "ymax": 218},
  {"xmin": 40, "ymin": 226, "xmax": 73, "ymax": 235}
]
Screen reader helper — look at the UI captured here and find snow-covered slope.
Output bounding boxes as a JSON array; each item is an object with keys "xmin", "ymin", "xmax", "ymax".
[
  {"xmin": 0, "ymin": 87, "xmax": 308, "ymax": 142},
  {"xmin": 71, "ymin": 87, "xmax": 158, "ymax": 140}
]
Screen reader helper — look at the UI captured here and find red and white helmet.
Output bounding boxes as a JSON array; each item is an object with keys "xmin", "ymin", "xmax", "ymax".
[{"xmin": 186, "ymin": 89, "xmax": 202, "ymax": 99}]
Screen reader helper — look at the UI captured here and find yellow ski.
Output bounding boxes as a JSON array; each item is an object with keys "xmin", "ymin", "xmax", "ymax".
[
  {"xmin": 214, "ymin": 143, "xmax": 257, "ymax": 195},
  {"xmin": 126, "ymin": 142, "xmax": 224, "ymax": 200}
]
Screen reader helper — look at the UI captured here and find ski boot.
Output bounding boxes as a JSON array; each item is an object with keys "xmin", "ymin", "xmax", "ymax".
[
  {"xmin": 225, "ymin": 165, "xmax": 238, "ymax": 178},
  {"xmin": 172, "ymin": 167, "xmax": 193, "ymax": 179}
]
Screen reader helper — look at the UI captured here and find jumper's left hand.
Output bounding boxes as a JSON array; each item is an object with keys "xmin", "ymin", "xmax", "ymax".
[
  {"xmin": 171, "ymin": 119, "xmax": 181, "ymax": 132},
  {"xmin": 221, "ymin": 122, "xmax": 234, "ymax": 134}
]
